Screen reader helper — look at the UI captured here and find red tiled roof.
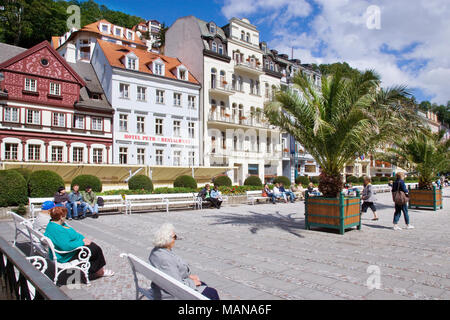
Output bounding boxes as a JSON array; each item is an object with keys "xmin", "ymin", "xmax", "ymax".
[{"xmin": 97, "ymin": 40, "xmax": 199, "ymax": 85}]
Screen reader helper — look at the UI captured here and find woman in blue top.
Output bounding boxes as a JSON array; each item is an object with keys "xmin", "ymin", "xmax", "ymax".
[
  {"xmin": 391, "ymin": 172, "xmax": 414, "ymax": 231},
  {"xmin": 44, "ymin": 206, "xmax": 114, "ymax": 279}
]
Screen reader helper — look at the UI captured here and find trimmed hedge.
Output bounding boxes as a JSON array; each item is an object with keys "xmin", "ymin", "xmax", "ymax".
[
  {"xmin": 380, "ymin": 176, "xmax": 389, "ymax": 182},
  {"xmin": 173, "ymin": 175, "xmax": 197, "ymax": 189},
  {"xmin": 371, "ymin": 176, "xmax": 381, "ymax": 183},
  {"xmin": 295, "ymin": 175, "xmax": 310, "ymax": 187},
  {"xmin": 273, "ymin": 176, "xmax": 291, "ymax": 187},
  {"xmin": 310, "ymin": 176, "xmax": 320, "ymax": 184},
  {"xmin": 346, "ymin": 175, "xmax": 359, "ymax": 183},
  {"xmin": 244, "ymin": 176, "xmax": 262, "ymax": 186},
  {"xmin": 71, "ymin": 175, "xmax": 102, "ymax": 192},
  {"xmin": 11, "ymin": 168, "xmax": 33, "ymax": 183},
  {"xmin": 0, "ymin": 170, "xmax": 28, "ymax": 207},
  {"xmin": 28, "ymin": 170, "xmax": 65, "ymax": 198},
  {"xmin": 128, "ymin": 175, "xmax": 154, "ymax": 191},
  {"xmin": 213, "ymin": 175, "xmax": 232, "ymax": 187}
]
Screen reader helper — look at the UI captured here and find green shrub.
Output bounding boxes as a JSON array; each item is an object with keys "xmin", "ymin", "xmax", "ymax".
[
  {"xmin": 380, "ymin": 176, "xmax": 389, "ymax": 182},
  {"xmin": 310, "ymin": 176, "xmax": 320, "ymax": 184},
  {"xmin": 0, "ymin": 170, "xmax": 28, "ymax": 207},
  {"xmin": 371, "ymin": 176, "xmax": 381, "ymax": 183},
  {"xmin": 128, "ymin": 175, "xmax": 154, "ymax": 191},
  {"xmin": 346, "ymin": 175, "xmax": 359, "ymax": 183},
  {"xmin": 153, "ymin": 187, "xmax": 196, "ymax": 194},
  {"xmin": 244, "ymin": 175, "xmax": 262, "ymax": 186},
  {"xmin": 273, "ymin": 176, "xmax": 291, "ymax": 187},
  {"xmin": 71, "ymin": 175, "xmax": 102, "ymax": 193},
  {"xmin": 295, "ymin": 175, "xmax": 310, "ymax": 187},
  {"xmin": 28, "ymin": 170, "xmax": 65, "ymax": 198},
  {"xmin": 173, "ymin": 175, "xmax": 197, "ymax": 189},
  {"xmin": 358, "ymin": 176, "xmax": 365, "ymax": 184},
  {"xmin": 213, "ymin": 175, "xmax": 232, "ymax": 187},
  {"xmin": 13, "ymin": 204, "xmax": 27, "ymax": 216},
  {"xmin": 11, "ymin": 168, "xmax": 32, "ymax": 183}
]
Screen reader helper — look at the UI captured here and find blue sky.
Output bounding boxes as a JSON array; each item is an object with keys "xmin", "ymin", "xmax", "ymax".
[{"xmin": 93, "ymin": 0, "xmax": 449, "ymax": 105}]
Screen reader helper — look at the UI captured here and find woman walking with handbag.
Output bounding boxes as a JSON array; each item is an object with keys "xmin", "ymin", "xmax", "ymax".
[{"xmin": 392, "ymin": 172, "xmax": 414, "ymax": 231}]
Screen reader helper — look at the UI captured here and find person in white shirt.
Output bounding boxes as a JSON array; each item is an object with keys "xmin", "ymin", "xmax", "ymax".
[{"xmin": 273, "ymin": 183, "xmax": 288, "ymax": 203}]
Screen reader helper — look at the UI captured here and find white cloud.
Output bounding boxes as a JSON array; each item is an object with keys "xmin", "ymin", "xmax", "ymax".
[{"xmin": 220, "ymin": 0, "xmax": 450, "ymax": 104}]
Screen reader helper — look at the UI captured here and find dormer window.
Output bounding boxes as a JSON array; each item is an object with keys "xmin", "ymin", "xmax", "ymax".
[
  {"xmin": 100, "ymin": 23, "xmax": 110, "ymax": 34},
  {"xmin": 177, "ymin": 65, "xmax": 188, "ymax": 81},
  {"xmin": 125, "ymin": 52, "xmax": 139, "ymax": 71},
  {"xmin": 126, "ymin": 30, "xmax": 134, "ymax": 40},
  {"xmin": 209, "ymin": 23, "xmax": 216, "ymax": 34},
  {"xmin": 218, "ymin": 44, "xmax": 224, "ymax": 55},
  {"xmin": 114, "ymin": 26, "xmax": 123, "ymax": 37},
  {"xmin": 211, "ymin": 42, "xmax": 217, "ymax": 53},
  {"xmin": 153, "ymin": 58, "xmax": 165, "ymax": 76}
]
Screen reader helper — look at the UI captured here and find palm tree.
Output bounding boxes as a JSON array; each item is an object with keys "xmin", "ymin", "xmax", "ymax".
[
  {"xmin": 264, "ymin": 70, "xmax": 421, "ymax": 197},
  {"xmin": 380, "ymin": 131, "xmax": 450, "ymax": 190}
]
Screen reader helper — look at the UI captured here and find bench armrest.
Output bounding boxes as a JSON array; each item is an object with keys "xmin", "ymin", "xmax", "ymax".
[{"xmin": 54, "ymin": 246, "xmax": 92, "ymax": 262}]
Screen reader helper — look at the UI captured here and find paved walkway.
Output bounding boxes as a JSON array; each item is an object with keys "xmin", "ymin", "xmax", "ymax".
[{"xmin": 1, "ymin": 189, "xmax": 449, "ymax": 300}]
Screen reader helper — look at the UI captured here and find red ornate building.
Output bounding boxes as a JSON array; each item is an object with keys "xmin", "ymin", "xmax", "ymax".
[{"xmin": 0, "ymin": 41, "xmax": 113, "ymax": 165}]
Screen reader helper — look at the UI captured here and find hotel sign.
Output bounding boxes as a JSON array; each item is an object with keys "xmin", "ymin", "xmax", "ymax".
[{"xmin": 116, "ymin": 132, "xmax": 197, "ymax": 146}]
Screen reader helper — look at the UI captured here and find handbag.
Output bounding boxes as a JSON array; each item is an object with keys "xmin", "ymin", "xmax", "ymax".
[{"xmin": 392, "ymin": 182, "xmax": 408, "ymax": 206}]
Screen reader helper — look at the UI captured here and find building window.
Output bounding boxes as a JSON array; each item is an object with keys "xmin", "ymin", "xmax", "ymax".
[
  {"xmin": 209, "ymin": 23, "xmax": 216, "ymax": 34},
  {"xmin": 91, "ymin": 117, "xmax": 103, "ymax": 131},
  {"xmin": 173, "ymin": 120, "xmax": 181, "ymax": 137},
  {"xmin": 188, "ymin": 95, "xmax": 196, "ymax": 109},
  {"xmin": 28, "ymin": 144, "xmax": 41, "ymax": 161},
  {"xmin": 119, "ymin": 83, "xmax": 129, "ymax": 99},
  {"xmin": 93, "ymin": 148, "xmax": 103, "ymax": 164},
  {"xmin": 241, "ymin": 31, "xmax": 245, "ymax": 40},
  {"xmin": 73, "ymin": 147, "xmax": 83, "ymax": 163},
  {"xmin": 119, "ymin": 114, "xmax": 128, "ymax": 132},
  {"xmin": 127, "ymin": 57, "xmax": 137, "ymax": 70},
  {"xmin": 119, "ymin": 147, "xmax": 128, "ymax": 164},
  {"xmin": 26, "ymin": 109, "xmax": 40, "ymax": 125},
  {"xmin": 4, "ymin": 143, "xmax": 18, "ymax": 160},
  {"xmin": 52, "ymin": 112, "xmax": 65, "ymax": 127},
  {"xmin": 211, "ymin": 42, "xmax": 217, "ymax": 53},
  {"xmin": 74, "ymin": 115, "xmax": 84, "ymax": 129},
  {"xmin": 250, "ymin": 79, "xmax": 255, "ymax": 94},
  {"xmin": 137, "ymin": 148, "xmax": 145, "ymax": 165},
  {"xmin": 188, "ymin": 122, "xmax": 195, "ymax": 139},
  {"xmin": 51, "ymin": 146, "xmax": 63, "ymax": 162},
  {"xmin": 218, "ymin": 44, "xmax": 224, "ymax": 55},
  {"xmin": 173, "ymin": 93, "xmax": 181, "ymax": 106},
  {"xmin": 155, "ymin": 118, "xmax": 163, "ymax": 135},
  {"xmin": 173, "ymin": 150, "xmax": 181, "ymax": 166},
  {"xmin": 156, "ymin": 90, "xmax": 165, "ymax": 104},
  {"xmin": 24, "ymin": 78, "xmax": 37, "ymax": 92},
  {"xmin": 246, "ymin": 32, "xmax": 250, "ymax": 43},
  {"xmin": 155, "ymin": 149, "xmax": 163, "ymax": 165},
  {"xmin": 137, "ymin": 116, "xmax": 145, "ymax": 133},
  {"xmin": 179, "ymin": 69, "xmax": 187, "ymax": 80},
  {"xmin": 4, "ymin": 107, "xmax": 19, "ymax": 122},
  {"xmin": 188, "ymin": 151, "xmax": 195, "ymax": 167},
  {"xmin": 114, "ymin": 27, "xmax": 122, "ymax": 37},
  {"xmin": 49, "ymin": 82, "xmax": 61, "ymax": 96},
  {"xmin": 137, "ymin": 86, "xmax": 146, "ymax": 101},
  {"xmin": 154, "ymin": 62, "xmax": 164, "ymax": 76}
]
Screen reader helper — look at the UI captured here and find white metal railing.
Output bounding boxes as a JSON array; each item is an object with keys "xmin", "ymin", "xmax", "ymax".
[{"xmin": 235, "ymin": 61, "xmax": 264, "ymax": 72}]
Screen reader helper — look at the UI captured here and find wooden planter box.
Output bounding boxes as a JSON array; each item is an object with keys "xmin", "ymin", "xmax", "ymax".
[
  {"xmin": 305, "ymin": 191, "xmax": 361, "ymax": 235},
  {"xmin": 408, "ymin": 185, "xmax": 443, "ymax": 211}
]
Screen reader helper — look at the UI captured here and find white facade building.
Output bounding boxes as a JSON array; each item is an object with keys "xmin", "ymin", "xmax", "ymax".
[{"xmin": 91, "ymin": 39, "xmax": 201, "ymax": 168}]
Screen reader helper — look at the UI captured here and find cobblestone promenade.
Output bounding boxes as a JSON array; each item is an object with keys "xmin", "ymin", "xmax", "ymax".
[{"xmin": 1, "ymin": 189, "xmax": 449, "ymax": 300}]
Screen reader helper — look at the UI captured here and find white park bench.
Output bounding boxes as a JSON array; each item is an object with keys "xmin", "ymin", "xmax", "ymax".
[
  {"xmin": 120, "ymin": 253, "xmax": 208, "ymax": 300},
  {"xmin": 125, "ymin": 193, "xmax": 199, "ymax": 214},
  {"xmin": 8, "ymin": 211, "xmax": 35, "ymax": 250},
  {"xmin": 195, "ymin": 193, "xmax": 229, "ymax": 210},
  {"xmin": 29, "ymin": 194, "xmax": 128, "ymax": 218},
  {"xmin": 246, "ymin": 190, "xmax": 270, "ymax": 205},
  {"xmin": 25, "ymin": 224, "xmax": 91, "ymax": 286}
]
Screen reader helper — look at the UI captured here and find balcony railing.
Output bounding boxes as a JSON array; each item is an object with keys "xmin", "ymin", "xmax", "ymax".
[
  {"xmin": 234, "ymin": 61, "xmax": 264, "ymax": 74},
  {"xmin": 208, "ymin": 113, "xmax": 274, "ymax": 129},
  {"xmin": 210, "ymin": 81, "xmax": 235, "ymax": 96}
]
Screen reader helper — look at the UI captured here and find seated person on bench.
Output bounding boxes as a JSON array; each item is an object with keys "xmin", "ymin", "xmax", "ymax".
[{"xmin": 149, "ymin": 223, "xmax": 219, "ymax": 300}]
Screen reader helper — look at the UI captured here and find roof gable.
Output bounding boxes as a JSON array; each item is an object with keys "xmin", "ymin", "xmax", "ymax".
[{"xmin": 0, "ymin": 41, "xmax": 86, "ymax": 86}]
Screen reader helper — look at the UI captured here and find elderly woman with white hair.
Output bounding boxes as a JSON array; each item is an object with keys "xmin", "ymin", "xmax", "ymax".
[{"xmin": 148, "ymin": 223, "xmax": 220, "ymax": 300}]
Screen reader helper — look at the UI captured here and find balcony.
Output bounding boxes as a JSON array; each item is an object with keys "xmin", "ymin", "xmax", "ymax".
[
  {"xmin": 234, "ymin": 61, "xmax": 265, "ymax": 76},
  {"xmin": 209, "ymin": 81, "xmax": 235, "ymax": 97},
  {"xmin": 208, "ymin": 113, "xmax": 275, "ymax": 129}
]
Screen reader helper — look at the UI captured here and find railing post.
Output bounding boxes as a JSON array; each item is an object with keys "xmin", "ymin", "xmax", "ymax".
[
  {"xmin": 356, "ymin": 189, "xmax": 361, "ymax": 230},
  {"xmin": 433, "ymin": 185, "xmax": 437, "ymax": 211},
  {"xmin": 408, "ymin": 185, "xmax": 411, "ymax": 209}
]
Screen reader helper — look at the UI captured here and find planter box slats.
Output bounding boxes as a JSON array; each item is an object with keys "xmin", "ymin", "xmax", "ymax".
[
  {"xmin": 408, "ymin": 185, "xmax": 443, "ymax": 211},
  {"xmin": 305, "ymin": 192, "xmax": 361, "ymax": 235}
]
